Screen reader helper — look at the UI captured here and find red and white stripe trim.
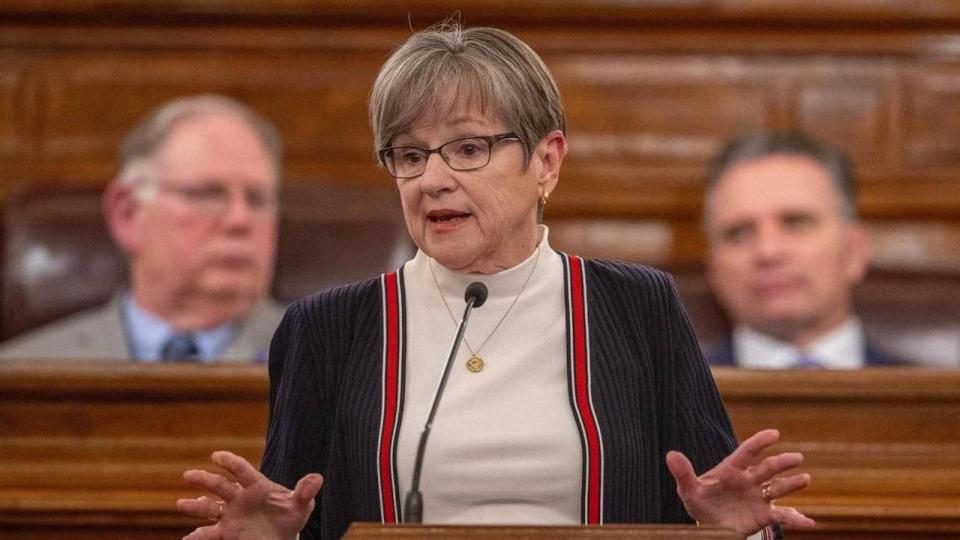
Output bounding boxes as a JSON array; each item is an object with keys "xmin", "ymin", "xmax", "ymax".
[
  {"xmin": 377, "ymin": 270, "xmax": 404, "ymax": 523},
  {"xmin": 563, "ymin": 254, "xmax": 605, "ymax": 524}
]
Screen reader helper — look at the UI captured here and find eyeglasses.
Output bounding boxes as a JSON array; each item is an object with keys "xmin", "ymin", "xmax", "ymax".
[
  {"xmin": 378, "ymin": 132, "xmax": 520, "ymax": 179},
  {"xmin": 144, "ymin": 180, "xmax": 278, "ymax": 217}
]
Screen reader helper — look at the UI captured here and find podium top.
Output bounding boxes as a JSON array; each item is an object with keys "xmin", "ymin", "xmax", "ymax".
[{"xmin": 343, "ymin": 522, "xmax": 741, "ymax": 538}]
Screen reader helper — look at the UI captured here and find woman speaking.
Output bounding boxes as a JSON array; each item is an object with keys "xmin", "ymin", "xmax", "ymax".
[{"xmin": 177, "ymin": 23, "xmax": 814, "ymax": 540}]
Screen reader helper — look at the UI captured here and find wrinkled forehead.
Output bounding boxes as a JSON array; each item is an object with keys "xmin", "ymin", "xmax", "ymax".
[{"xmin": 384, "ymin": 73, "xmax": 509, "ymax": 145}]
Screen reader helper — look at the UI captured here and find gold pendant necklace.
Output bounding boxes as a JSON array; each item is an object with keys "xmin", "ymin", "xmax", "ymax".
[
  {"xmin": 466, "ymin": 356, "xmax": 485, "ymax": 373},
  {"xmin": 430, "ymin": 246, "xmax": 541, "ymax": 373}
]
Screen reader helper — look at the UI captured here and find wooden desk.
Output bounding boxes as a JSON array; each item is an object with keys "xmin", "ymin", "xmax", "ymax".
[
  {"xmin": 1, "ymin": 362, "xmax": 958, "ymax": 539},
  {"xmin": 716, "ymin": 367, "xmax": 960, "ymax": 539},
  {"xmin": 0, "ymin": 361, "xmax": 267, "ymax": 539}
]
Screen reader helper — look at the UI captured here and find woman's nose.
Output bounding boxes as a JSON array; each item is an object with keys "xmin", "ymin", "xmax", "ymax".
[{"xmin": 417, "ymin": 153, "xmax": 456, "ymax": 195}]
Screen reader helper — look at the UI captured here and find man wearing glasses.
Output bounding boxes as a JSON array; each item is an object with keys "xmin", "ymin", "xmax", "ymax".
[{"xmin": 0, "ymin": 95, "xmax": 286, "ymax": 362}]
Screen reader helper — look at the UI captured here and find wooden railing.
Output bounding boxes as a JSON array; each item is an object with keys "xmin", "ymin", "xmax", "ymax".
[{"xmin": 1, "ymin": 362, "xmax": 958, "ymax": 539}]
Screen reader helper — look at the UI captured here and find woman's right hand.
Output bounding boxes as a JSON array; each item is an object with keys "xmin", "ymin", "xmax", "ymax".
[{"xmin": 177, "ymin": 450, "xmax": 324, "ymax": 540}]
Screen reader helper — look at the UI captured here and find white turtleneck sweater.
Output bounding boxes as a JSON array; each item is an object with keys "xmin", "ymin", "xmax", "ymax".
[{"xmin": 395, "ymin": 227, "xmax": 581, "ymax": 524}]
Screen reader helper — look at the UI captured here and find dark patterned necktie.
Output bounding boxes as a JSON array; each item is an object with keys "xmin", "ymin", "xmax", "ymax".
[
  {"xmin": 794, "ymin": 351, "xmax": 821, "ymax": 369},
  {"xmin": 161, "ymin": 334, "xmax": 200, "ymax": 361}
]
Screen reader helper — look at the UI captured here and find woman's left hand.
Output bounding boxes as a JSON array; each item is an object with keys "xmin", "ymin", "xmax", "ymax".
[{"xmin": 666, "ymin": 428, "xmax": 815, "ymax": 536}]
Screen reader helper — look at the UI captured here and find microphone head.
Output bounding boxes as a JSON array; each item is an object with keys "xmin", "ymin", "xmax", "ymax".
[{"xmin": 464, "ymin": 282, "xmax": 488, "ymax": 308}]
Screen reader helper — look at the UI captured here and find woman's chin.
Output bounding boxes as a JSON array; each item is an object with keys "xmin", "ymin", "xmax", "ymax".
[
  {"xmin": 427, "ymin": 240, "xmax": 501, "ymax": 273},
  {"xmin": 427, "ymin": 250, "xmax": 475, "ymax": 273}
]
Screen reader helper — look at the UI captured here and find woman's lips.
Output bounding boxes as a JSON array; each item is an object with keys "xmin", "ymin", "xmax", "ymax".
[{"xmin": 427, "ymin": 210, "xmax": 470, "ymax": 232}]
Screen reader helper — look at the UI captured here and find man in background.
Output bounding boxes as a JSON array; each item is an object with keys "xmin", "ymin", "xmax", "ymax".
[
  {"xmin": 702, "ymin": 131, "xmax": 904, "ymax": 368},
  {"xmin": 0, "ymin": 94, "xmax": 285, "ymax": 362}
]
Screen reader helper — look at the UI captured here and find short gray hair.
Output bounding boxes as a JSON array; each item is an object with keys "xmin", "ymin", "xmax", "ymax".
[
  {"xmin": 705, "ymin": 131, "xmax": 857, "ymax": 221},
  {"xmin": 117, "ymin": 94, "xmax": 283, "ymax": 187},
  {"xmin": 369, "ymin": 22, "xmax": 565, "ymax": 168}
]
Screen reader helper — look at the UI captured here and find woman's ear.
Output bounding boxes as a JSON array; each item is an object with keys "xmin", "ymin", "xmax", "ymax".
[
  {"xmin": 102, "ymin": 180, "xmax": 142, "ymax": 255},
  {"xmin": 535, "ymin": 130, "xmax": 566, "ymax": 197}
]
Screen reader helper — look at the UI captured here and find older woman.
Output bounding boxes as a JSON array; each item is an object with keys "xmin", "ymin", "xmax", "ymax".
[{"xmin": 177, "ymin": 24, "xmax": 814, "ymax": 540}]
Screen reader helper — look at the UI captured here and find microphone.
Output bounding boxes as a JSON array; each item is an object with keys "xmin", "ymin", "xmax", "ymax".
[
  {"xmin": 404, "ymin": 281, "xmax": 487, "ymax": 523},
  {"xmin": 464, "ymin": 282, "xmax": 488, "ymax": 309}
]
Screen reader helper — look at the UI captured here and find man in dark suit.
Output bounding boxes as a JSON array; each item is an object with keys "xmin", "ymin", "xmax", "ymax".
[
  {"xmin": 0, "ymin": 95, "xmax": 286, "ymax": 362},
  {"xmin": 702, "ymin": 132, "xmax": 904, "ymax": 368}
]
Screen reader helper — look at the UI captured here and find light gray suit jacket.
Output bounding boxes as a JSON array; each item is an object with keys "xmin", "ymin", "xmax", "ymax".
[{"xmin": 0, "ymin": 294, "xmax": 287, "ymax": 362}]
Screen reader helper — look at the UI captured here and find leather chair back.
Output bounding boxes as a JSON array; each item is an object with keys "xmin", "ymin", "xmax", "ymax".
[{"xmin": 2, "ymin": 185, "xmax": 127, "ymax": 339}]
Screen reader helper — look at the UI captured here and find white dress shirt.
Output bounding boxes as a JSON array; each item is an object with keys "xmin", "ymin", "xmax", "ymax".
[{"xmin": 733, "ymin": 318, "xmax": 867, "ymax": 369}]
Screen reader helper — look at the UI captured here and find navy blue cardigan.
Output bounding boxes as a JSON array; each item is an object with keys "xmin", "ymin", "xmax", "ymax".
[{"xmin": 261, "ymin": 256, "xmax": 779, "ymax": 539}]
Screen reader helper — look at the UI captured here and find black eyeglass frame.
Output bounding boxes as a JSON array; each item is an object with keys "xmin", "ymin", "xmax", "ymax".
[{"xmin": 378, "ymin": 132, "xmax": 519, "ymax": 179}]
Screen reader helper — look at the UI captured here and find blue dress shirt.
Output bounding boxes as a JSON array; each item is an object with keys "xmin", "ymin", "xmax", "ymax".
[{"xmin": 122, "ymin": 294, "xmax": 237, "ymax": 362}]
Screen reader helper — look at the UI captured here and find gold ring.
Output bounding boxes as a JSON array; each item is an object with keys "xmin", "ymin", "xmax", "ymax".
[
  {"xmin": 208, "ymin": 499, "xmax": 225, "ymax": 522},
  {"xmin": 761, "ymin": 481, "xmax": 774, "ymax": 503}
]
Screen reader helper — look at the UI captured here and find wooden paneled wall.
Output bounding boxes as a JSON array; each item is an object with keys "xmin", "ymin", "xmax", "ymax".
[
  {"xmin": 4, "ymin": 1, "xmax": 960, "ymax": 268},
  {"xmin": 1, "ymin": 362, "xmax": 958, "ymax": 539}
]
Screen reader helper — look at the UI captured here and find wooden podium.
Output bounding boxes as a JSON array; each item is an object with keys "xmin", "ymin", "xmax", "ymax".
[{"xmin": 343, "ymin": 522, "xmax": 739, "ymax": 538}]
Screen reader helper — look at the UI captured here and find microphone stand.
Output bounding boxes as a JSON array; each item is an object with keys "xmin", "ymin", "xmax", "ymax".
[{"xmin": 403, "ymin": 282, "xmax": 487, "ymax": 523}]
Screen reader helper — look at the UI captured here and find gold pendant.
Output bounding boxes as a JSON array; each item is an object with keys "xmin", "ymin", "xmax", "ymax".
[{"xmin": 466, "ymin": 355, "xmax": 484, "ymax": 373}]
